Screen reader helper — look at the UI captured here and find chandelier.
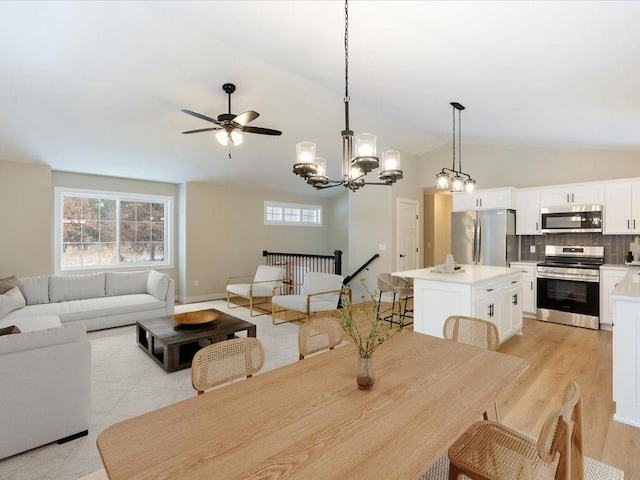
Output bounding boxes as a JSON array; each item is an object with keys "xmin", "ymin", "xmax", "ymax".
[
  {"xmin": 292, "ymin": 1, "xmax": 403, "ymax": 192},
  {"xmin": 435, "ymin": 102, "xmax": 476, "ymax": 192}
]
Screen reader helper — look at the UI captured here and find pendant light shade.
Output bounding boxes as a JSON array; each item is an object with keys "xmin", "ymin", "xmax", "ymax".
[{"xmin": 435, "ymin": 102, "xmax": 475, "ymax": 192}]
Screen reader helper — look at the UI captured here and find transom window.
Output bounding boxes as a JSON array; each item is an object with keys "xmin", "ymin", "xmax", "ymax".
[
  {"xmin": 54, "ymin": 188, "xmax": 172, "ymax": 271},
  {"xmin": 264, "ymin": 201, "xmax": 322, "ymax": 226}
]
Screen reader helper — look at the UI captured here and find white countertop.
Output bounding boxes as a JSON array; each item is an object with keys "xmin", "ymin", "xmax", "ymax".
[
  {"xmin": 393, "ymin": 265, "xmax": 521, "ymax": 285},
  {"xmin": 612, "ymin": 266, "xmax": 640, "ymax": 301},
  {"xmin": 601, "ymin": 264, "xmax": 630, "ymax": 271}
]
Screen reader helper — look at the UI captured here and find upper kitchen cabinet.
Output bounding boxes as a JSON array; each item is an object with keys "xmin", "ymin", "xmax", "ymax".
[
  {"xmin": 539, "ymin": 185, "xmax": 604, "ymax": 207},
  {"xmin": 452, "ymin": 187, "xmax": 516, "ymax": 212},
  {"xmin": 604, "ymin": 181, "xmax": 640, "ymax": 234},
  {"xmin": 515, "ymin": 189, "xmax": 541, "ymax": 235}
]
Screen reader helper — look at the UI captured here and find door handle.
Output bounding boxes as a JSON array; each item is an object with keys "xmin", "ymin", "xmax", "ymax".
[{"xmin": 399, "ymin": 254, "xmax": 406, "ymax": 258}]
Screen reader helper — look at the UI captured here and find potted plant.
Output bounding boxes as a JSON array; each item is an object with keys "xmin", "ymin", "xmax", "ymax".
[{"xmin": 336, "ymin": 279, "xmax": 404, "ymax": 390}]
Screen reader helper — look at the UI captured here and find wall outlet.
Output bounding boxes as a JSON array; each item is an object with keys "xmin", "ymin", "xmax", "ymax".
[
  {"xmin": 530, "ymin": 245, "xmax": 536, "ymax": 253},
  {"xmin": 378, "ymin": 244, "xmax": 387, "ymax": 251},
  {"xmin": 195, "ymin": 280, "xmax": 200, "ymax": 286}
]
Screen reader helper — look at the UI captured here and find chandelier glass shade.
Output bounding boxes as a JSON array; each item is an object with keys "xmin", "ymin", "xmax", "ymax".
[
  {"xmin": 435, "ymin": 102, "xmax": 475, "ymax": 193},
  {"xmin": 292, "ymin": 1, "xmax": 403, "ymax": 192}
]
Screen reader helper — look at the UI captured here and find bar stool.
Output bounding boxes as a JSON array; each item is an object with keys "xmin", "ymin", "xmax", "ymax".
[{"xmin": 375, "ymin": 273, "xmax": 413, "ymax": 327}]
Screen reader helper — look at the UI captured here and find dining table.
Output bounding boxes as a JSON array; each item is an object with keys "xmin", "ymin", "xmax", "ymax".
[{"xmin": 96, "ymin": 330, "xmax": 528, "ymax": 479}]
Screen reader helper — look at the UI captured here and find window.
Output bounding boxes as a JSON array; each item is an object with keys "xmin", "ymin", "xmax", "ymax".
[
  {"xmin": 264, "ymin": 201, "xmax": 322, "ymax": 226},
  {"xmin": 55, "ymin": 188, "xmax": 172, "ymax": 271}
]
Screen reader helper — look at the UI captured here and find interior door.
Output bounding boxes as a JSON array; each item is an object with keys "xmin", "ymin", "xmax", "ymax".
[{"xmin": 396, "ymin": 199, "xmax": 419, "ymax": 271}]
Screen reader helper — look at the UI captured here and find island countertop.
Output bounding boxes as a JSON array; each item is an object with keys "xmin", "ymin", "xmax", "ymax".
[
  {"xmin": 611, "ymin": 266, "xmax": 640, "ymax": 302},
  {"xmin": 394, "ymin": 264, "xmax": 521, "ymax": 285}
]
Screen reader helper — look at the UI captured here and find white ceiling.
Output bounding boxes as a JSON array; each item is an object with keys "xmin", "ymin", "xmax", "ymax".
[{"xmin": 1, "ymin": 1, "xmax": 639, "ymax": 195}]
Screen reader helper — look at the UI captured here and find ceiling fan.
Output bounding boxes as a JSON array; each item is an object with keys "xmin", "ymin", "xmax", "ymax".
[{"xmin": 181, "ymin": 83, "xmax": 282, "ymax": 151}]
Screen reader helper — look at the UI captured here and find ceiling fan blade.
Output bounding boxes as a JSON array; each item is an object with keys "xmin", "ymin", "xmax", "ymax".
[
  {"xmin": 181, "ymin": 127, "xmax": 221, "ymax": 134},
  {"xmin": 181, "ymin": 109, "xmax": 221, "ymax": 125},
  {"xmin": 233, "ymin": 110, "xmax": 260, "ymax": 126},
  {"xmin": 241, "ymin": 125, "xmax": 282, "ymax": 136}
]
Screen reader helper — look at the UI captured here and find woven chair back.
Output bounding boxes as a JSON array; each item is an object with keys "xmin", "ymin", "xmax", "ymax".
[
  {"xmin": 537, "ymin": 380, "xmax": 583, "ymax": 479},
  {"xmin": 191, "ymin": 337, "xmax": 265, "ymax": 394},
  {"xmin": 443, "ymin": 315, "xmax": 500, "ymax": 351},
  {"xmin": 298, "ymin": 317, "xmax": 344, "ymax": 359},
  {"xmin": 377, "ymin": 273, "xmax": 413, "ymax": 297}
]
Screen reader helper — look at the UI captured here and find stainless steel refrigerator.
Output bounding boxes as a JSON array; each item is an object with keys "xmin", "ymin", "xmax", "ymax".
[{"xmin": 451, "ymin": 209, "xmax": 517, "ymax": 266}]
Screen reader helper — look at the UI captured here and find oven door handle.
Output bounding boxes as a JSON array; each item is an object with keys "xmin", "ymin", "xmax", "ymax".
[{"xmin": 537, "ymin": 272, "xmax": 600, "ymax": 283}]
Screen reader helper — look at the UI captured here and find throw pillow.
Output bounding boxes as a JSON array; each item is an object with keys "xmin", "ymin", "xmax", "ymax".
[
  {"xmin": 0, "ymin": 275, "xmax": 26, "ymax": 298},
  {"xmin": 147, "ymin": 270, "xmax": 170, "ymax": 301},
  {"xmin": 0, "ymin": 286, "xmax": 27, "ymax": 319},
  {"xmin": 18, "ymin": 275, "xmax": 50, "ymax": 305},
  {"xmin": 0, "ymin": 325, "xmax": 21, "ymax": 336}
]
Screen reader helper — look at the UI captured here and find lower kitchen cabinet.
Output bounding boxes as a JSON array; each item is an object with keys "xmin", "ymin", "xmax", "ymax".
[
  {"xmin": 510, "ymin": 262, "xmax": 537, "ymax": 318},
  {"xmin": 600, "ymin": 265, "xmax": 628, "ymax": 330}
]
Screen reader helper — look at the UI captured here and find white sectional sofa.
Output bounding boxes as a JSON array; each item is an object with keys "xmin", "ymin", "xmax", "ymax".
[
  {"xmin": 0, "ymin": 315, "xmax": 91, "ymax": 460},
  {"xmin": 2, "ymin": 270, "xmax": 174, "ymax": 331},
  {"xmin": 0, "ymin": 270, "xmax": 174, "ymax": 459}
]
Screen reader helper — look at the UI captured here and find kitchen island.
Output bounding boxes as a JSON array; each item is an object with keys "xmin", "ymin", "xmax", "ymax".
[
  {"xmin": 611, "ymin": 266, "xmax": 640, "ymax": 428},
  {"xmin": 393, "ymin": 265, "xmax": 523, "ymax": 343}
]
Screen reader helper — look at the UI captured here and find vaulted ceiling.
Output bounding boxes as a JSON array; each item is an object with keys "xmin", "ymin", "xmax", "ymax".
[{"xmin": 1, "ymin": 1, "xmax": 639, "ymax": 195}]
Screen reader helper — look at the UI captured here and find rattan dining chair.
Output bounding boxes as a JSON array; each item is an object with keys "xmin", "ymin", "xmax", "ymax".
[
  {"xmin": 447, "ymin": 380, "xmax": 583, "ymax": 480},
  {"xmin": 298, "ymin": 317, "xmax": 344, "ymax": 360},
  {"xmin": 191, "ymin": 337, "xmax": 265, "ymax": 395},
  {"xmin": 443, "ymin": 315, "xmax": 501, "ymax": 421}
]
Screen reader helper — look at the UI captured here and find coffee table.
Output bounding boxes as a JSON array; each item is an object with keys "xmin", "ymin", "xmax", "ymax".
[{"xmin": 136, "ymin": 309, "xmax": 257, "ymax": 372}]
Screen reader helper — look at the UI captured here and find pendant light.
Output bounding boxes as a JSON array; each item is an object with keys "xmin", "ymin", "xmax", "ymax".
[{"xmin": 435, "ymin": 102, "xmax": 475, "ymax": 193}]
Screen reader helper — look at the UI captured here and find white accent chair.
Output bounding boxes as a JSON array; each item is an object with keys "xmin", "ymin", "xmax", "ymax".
[
  {"xmin": 271, "ymin": 272, "xmax": 344, "ymax": 325},
  {"xmin": 226, "ymin": 265, "xmax": 285, "ymax": 316}
]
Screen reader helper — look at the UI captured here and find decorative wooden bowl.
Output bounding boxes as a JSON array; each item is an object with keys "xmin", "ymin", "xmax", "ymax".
[{"xmin": 172, "ymin": 311, "xmax": 219, "ymax": 325}]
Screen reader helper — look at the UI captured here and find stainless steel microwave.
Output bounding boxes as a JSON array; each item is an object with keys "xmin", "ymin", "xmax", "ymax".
[{"xmin": 540, "ymin": 205, "xmax": 603, "ymax": 233}]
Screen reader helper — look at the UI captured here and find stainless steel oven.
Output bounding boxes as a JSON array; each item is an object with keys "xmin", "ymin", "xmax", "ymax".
[{"xmin": 536, "ymin": 245, "xmax": 604, "ymax": 330}]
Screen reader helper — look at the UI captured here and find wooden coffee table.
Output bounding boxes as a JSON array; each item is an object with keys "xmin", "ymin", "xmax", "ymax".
[{"xmin": 136, "ymin": 310, "xmax": 257, "ymax": 372}]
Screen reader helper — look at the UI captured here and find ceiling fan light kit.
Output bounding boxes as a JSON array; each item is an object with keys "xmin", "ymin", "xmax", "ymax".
[
  {"xmin": 292, "ymin": 0, "xmax": 403, "ymax": 192},
  {"xmin": 181, "ymin": 82, "xmax": 281, "ymax": 152},
  {"xmin": 435, "ymin": 102, "xmax": 476, "ymax": 193}
]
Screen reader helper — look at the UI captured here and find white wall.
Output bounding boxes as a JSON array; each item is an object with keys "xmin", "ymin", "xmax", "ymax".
[
  {"xmin": 419, "ymin": 143, "xmax": 640, "ymax": 190},
  {"xmin": 0, "ymin": 160, "xmax": 52, "ymax": 277}
]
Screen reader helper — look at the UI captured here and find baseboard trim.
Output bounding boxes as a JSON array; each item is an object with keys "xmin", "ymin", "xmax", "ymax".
[
  {"xmin": 176, "ymin": 293, "xmax": 226, "ymax": 304},
  {"xmin": 58, "ymin": 430, "xmax": 88, "ymax": 444}
]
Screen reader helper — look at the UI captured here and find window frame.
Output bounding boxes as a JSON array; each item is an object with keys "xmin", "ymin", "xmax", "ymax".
[
  {"xmin": 54, "ymin": 187, "xmax": 173, "ymax": 273},
  {"xmin": 264, "ymin": 201, "xmax": 322, "ymax": 227}
]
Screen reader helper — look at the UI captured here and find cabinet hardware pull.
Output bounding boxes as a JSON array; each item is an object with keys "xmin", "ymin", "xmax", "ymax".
[
  {"xmin": 566, "ymin": 194, "xmax": 570, "ymax": 203},
  {"xmin": 572, "ymin": 193, "xmax": 575, "ymax": 203},
  {"xmin": 486, "ymin": 288, "xmax": 494, "ymax": 292},
  {"xmin": 512, "ymin": 294, "xmax": 518, "ymax": 305},
  {"xmin": 530, "ymin": 281, "xmax": 533, "ymax": 290},
  {"xmin": 536, "ymin": 221, "xmax": 539, "ymax": 231},
  {"xmin": 628, "ymin": 219, "xmax": 630, "ymax": 230},
  {"xmin": 511, "ymin": 280, "xmax": 518, "ymax": 284}
]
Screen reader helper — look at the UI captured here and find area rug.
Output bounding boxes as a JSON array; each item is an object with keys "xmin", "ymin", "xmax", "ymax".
[{"xmin": 419, "ymin": 440, "xmax": 624, "ymax": 480}]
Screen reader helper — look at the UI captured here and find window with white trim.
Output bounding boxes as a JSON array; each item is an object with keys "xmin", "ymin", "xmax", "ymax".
[
  {"xmin": 54, "ymin": 188, "xmax": 172, "ymax": 271},
  {"xmin": 264, "ymin": 201, "xmax": 322, "ymax": 226}
]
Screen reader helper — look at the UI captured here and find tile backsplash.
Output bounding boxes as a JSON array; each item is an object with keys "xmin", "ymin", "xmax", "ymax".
[{"xmin": 520, "ymin": 234, "xmax": 639, "ymax": 265}]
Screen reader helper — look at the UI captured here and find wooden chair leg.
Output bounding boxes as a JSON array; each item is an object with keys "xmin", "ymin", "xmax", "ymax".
[
  {"xmin": 299, "ymin": 353, "xmax": 304, "ymax": 361},
  {"xmin": 448, "ymin": 462, "xmax": 461, "ymax": 480}
]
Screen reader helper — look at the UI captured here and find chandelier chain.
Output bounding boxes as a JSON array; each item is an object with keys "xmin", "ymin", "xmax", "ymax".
[
  {"xmin": 458, "ymin": 108, "xmax": 462, "ymax": 171},
  {"xmin": 344, "ymin": 0, "xmax": 350, "ymax": 103},
  {"xmin": 452, "ymin": 105, "xmax": 456, "ymax": 171}
]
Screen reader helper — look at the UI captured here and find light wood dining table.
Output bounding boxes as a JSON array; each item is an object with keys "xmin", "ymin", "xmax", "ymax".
[{"xmin": 97, "ymin": 330, "xmax": 528, "ymax": 480}]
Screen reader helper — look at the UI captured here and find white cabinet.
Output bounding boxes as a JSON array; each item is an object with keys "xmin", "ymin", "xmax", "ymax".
[
  {"xmin": 515, "ymin": 190, "xmax": 541, "ymax": 235},
  {"xmin": 603, "ymin": 182, "xmax": 640, "ymax": 234},
  {"xmin": 539, "ymin": 185, "xmax": 604, "ymax": 207},
  {"xmin": 600, "ymin": 266, "xmax": 628, "ymax": 329},
  {"xmin": 471, "ymin": 275, "xmax": 523, "ymax": 341},
  {"xmin": 452, "ymin": 187, "xmax": 515, "ymax": 212},
  {"xmin": 510, "ymin": 262, "xmax": 537, "ymax": 317}
]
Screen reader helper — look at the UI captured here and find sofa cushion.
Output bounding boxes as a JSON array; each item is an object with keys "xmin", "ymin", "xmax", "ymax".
[
  {"xmin": 0, "ymin": 322, "xmax": 86, "ymax": 356},
  {"xmin": 0, "ymin": 276, "xmax": 26, "ymax": 298},
  {"xmin": 0, "ymin": 287, "xmax": 26, "ymax": 319},
  {"xmin": 0, "ymin": 315, "xmax": 62, "ymax": 333},
  {"xmin": 19, "ymin": 276, "xmax": 50, "ymax": 305},
  {"xmin": 147, "ymin": 270, "xmax": 170, "ymax": 301},
  {"xmin": 106, "ymin": 271, "xmax": 150, "ymax": 296},
  {"xmin": 49, "ymin": 273, "xmax": 106, "ymax": 302},
  {"xmin": 2, "ymin": 294, "xmax": 165, "ymax": 323}
]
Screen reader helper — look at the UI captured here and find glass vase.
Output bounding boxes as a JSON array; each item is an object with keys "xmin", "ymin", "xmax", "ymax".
[{"xmin": 357, "ymin": 356, "xmax": 375, "ymax": 390}]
